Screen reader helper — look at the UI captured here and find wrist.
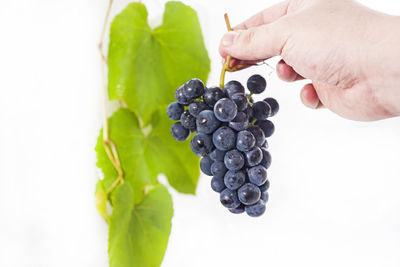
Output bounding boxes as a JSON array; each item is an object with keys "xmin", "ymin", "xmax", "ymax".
[{"xmin": 364, "ymin": 15, "xmax": 400, "ymax": 118}]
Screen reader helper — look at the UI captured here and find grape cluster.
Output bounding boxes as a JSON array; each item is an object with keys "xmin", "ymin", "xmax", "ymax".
[{"xmin": 167, "ymin": 75, "xmax": 278, "ymax": 217}]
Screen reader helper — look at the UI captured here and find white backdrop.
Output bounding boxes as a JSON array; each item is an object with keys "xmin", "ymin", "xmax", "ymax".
[{"xmin": 0, "ymin": 0, "xmax": 400, "ymax": 266}]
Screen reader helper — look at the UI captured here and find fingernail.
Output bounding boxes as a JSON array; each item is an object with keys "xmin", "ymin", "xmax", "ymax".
[{"xmin": 222, "ymin": 31, "xmax": 240, "ymax": 46}]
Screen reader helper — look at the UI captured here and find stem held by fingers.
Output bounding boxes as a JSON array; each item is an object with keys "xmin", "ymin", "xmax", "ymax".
[{"xmin": 219, "ymin": 13, "xmax": 233, "ymax": 88}]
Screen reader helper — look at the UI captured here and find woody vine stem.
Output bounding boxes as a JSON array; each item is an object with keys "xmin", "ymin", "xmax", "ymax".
[{"xmin": 99, "ymin": 0, "xmax": 124, "ymax": 195}]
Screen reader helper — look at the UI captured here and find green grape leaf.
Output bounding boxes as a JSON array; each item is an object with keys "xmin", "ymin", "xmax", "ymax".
[
  {"xmin": 95, "ymin": 180, "xmax": 108, "ymax": 220},
  {"xmin": 108, "ymin": 1, "xmax": 210, "ymax": 125},
  {"xmin": 109, "ymin": 183, "xmax": 173, "ymax": 267},
  {"xmin": 95, "ymin": 108, "xmax": 199, "ymax": 204}
]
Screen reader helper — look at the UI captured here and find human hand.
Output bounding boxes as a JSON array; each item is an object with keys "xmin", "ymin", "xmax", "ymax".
[{"xmin": 219, "ymin": 0, "xmax": 400, "ymax": 121}]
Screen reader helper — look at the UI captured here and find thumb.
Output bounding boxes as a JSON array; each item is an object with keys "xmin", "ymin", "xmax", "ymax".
[{"xmin": 219, "ymin": 21, "xmax": 290, "ymax": 61}]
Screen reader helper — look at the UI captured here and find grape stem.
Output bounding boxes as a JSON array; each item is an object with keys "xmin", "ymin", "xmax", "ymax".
[
  {"xmin": 219, "ymin": 13, "xmax": 233, "ymax": 88},
  {"xmin": 98, "ymin": 0, "xmax": 125, "ymax": 198}
]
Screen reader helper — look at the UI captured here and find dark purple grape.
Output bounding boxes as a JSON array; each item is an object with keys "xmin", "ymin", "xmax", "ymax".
[
  {"xmin": 211, "ymin": 176, "xmax": 225, "ymax": 193},
  {"xmin": 212, "ymin": 126, "xmax": 236, "ymax": 151},
  {"xmin": 214, "ymin": 98, "xmax": 238, "ymax": 122},
  {"xmin": 167, "ymin": 102, "xmax": 184, "ymax": 120},
  {"xmin": 248, "ymin": 165, "xmax": 267, "ymax": 186},
  {"xmin": 190, "ymin": 133, "xmax": 213, "ymax": 156},
  {"xmin": 220, "ymin": 188, "xmax": 241, "ymax": 209},
  {"xmin": 261, "ymin": 191, "xmax": 269, "ymax": 202},
  {"xmin": 244, "ymin": 146, "xmax": 263, "ymax": 167},
  {"xmin": 211, "ymin": 161, "xmax": 227, "ymax": 178},
  {"xmin": 188, "ymin": 101, "xmax": 208, "ymax": 117},
  {"xmin": 252, "ymin": 101, "xmax": 271, "ymax": 121},
  {"xmin": 247, "ymin": 74, "xmax": 266, "ymax": 94},
  {"xmin": 229, "ymin": 204, "xmax": 245, "ymax": 214},
  {"xmin": 196, "ymin": 110, "xmax": 221, "ymax": 134},
  {"xmin": 236, "ymin": 130, "xmax": 255, "ymax": 152},
  {"xmin": 209, "ymin": 149, "xmax": 225, "ymax": 162},
  {"xmin": 256, "ymin": 120, "xmax": 275, "ymax": 138},
  {"xmin": 180, "ymin": 110, "xmax": 196, "ymax": 130},
  {"xmin": 183, "ymin": 78, "xmax": 205, "ymax": 99},
  {"xmin": 224, "ymin": 80, "xmax": 245, "ymax": 98},
  {"xmin": 170, "ymin": 122, "xmax": 190, "ymax": 141},
  {"xmin": 260, "ymin": 148, "xmax": 272, "ymax": 169},
  {"xmin": 175, "ymin": 85, "xmax": 192, "ymax": 105},
  {"xmin": 228, "ymin": 112, "xmax": 249, "ymax": 131},
  {"xmin": 248, "ymin": 125, "xmax": 265, "ymax": 147},
  {"xmin": 200, "ymin": 156, "xmax": 213, "ymax": 176},
  {"xmin": 245, "ymin": 200, "xmax": 266, "ymax": 217},
  {"xmin": 231, "ymin": 93, "xmax": 248, "ymax": 111},
  {"xmin": 264, "ymin": 97, "xmax": 279, "ymax": 117},
  {"xmin": 238, "ymin": 183, "xmax": 261, "ymax": 205},
  {"xmin": 259, "ymin": 179, "xmax": 270, "ymax": 192},
  {"xmin": 224, "ymin": 170, "xmax": 246, "ymax": 190},
  {"xmin": 224, "ymin": 149, "xmax": 245, "ymax": 171},
  {"xmin": 204, "ymin": 87, "xmax": 224, "ymax": 107}
]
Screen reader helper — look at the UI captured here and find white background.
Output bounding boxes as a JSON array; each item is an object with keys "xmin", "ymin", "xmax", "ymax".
[{"xmin": 1, "ymin": 0, "xmax": 400, "ymax": 266}]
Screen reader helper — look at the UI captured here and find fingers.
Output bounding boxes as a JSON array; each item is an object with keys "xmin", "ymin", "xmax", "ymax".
[
  {"xmin": 276, "ymin": 59, "xmax": 304, "ymax": 82},
  {"xmin": 234, "ymin": 1, "xmax": 290, "ymax": 30},
  {"xmin": 300, "ymin": 83, "xmax": 324, "ymax": 109},
  {"xmin": 219, "ymin": 20, "xmax": 290, "ymax": 61}
]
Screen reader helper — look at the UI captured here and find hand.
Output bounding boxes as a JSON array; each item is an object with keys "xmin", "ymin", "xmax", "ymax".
[{"xmin": 219, "ymin": 0, "xmax": 400, "ymax": 121}]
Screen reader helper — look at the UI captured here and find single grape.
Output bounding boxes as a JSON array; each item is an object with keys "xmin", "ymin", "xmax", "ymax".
[
  {"xmin": 209, "ymin": 149, "xmax": 225, "ymax": 162},
  {"xmin": 220, "ymin": 188, "xmax": 241, "ymax": 209},
  {"xmin": 260, "ymin": 148, "xmax": 272, "ymax": 169},
  {"xmin": 204, "ymin": 87, "xmax": 224, "ymax": 107},
  {"xmin": 252, "ymin": 101, "xmax": 271, "ymax": 121},
  {"xmin": 211, "ymin": 176, "xmax": 225, "ymax": 193},
  {"xmin": 255, "ymin": 120, "xmax": 275, "ymax": 138},
  {"xmin": 224, "ymin": 170, "xmax": 246, "ymax": 190},
  {"xmin": 214, "ymin": 98, "xmax": 238, "ymax": 122},
  {"xmin": 231, "ymin": 93, "xmax": 248, "ymax": 111},
  {"xmin": 224, "ymin": 80, "xmax": 245, "ymax": 98},
  {"xmin": 245, "ymin": 146, "xmax": 263, "ymax": 167},
  {"xmin": 211, "ymin": 161, "xmax": 227, "ymax": 178},
  {"xmin": 228, "ymin": 112, "xmax": 249, "ymax": 131},
  {"xmin": 180, "ymin": 110, "xmax": 196, "ymax": 130},
  {"xmin": 238, "ymin": 183, "xmax": 261, "ymax": 205},
  {"xmin": 248, "ymin": 125, "xmax": 265, "ymax": 147},
  {"xmin": 247, "ymin": 74, "xmax": 266, "ymax": 94},
  {"xmin": 261, "ymin": 191, "xmax": 269, "ymax": 202},
  {"xmin": 188, "ymin": 101, "xmax": 208, "ymax": 117},
  {"xmin": 245, "ymin": 200, "xmax": 266, "ymax": 217},
  {"xmin": 212, "ymin": 126, "xmax": 236, "ymax": 151},
  {"xmin": 236, "ymin": 130, "xmax": 256, "ymax": 152},
  {"xmin": 259, "ymin": 179, "xmax": 270, "ymax": 192},
  {"xmin": 190, "ymin": 133, "xmax": 213, "ymax": 156},
  {"xmin": 200, "ymin": 156, "xmax": 213, "ymax": 176},
  {"xmin": 248, "ymin": 165, "xmax": 268, "ymax": 186},
  {"xmin": 229, "ymin": 204, "xmax": 245, "ymax": 214},
  {"xmin": 170, "ymin": 122, "xmax": 190, "ymax": 141},
  {"xmin": 183, "ymin": 78, "xmax": 205, "ymax": 99},
  {"xmin": 264, "ymin": 97, "xmax": 279, "ymax": 117},
  {"xmin": 224, "ymin": 149, "xmax": 245, "ymax": 171},
  {"xmin": 175, "ymin": 85, "xmax": 192, "ymax": 105},
  {"xmin": 167, "ymin": 102, "xmax": 184, "ymax": 120},
  {"xmin": 196, "ymin": 110, "xmax": 221, "ymax": 134}
]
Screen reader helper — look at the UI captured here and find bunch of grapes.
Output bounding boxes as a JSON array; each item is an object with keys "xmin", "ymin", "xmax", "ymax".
[{"xmin": 167, "ymin": 74, "xmax": 278, "ymax": 217}]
